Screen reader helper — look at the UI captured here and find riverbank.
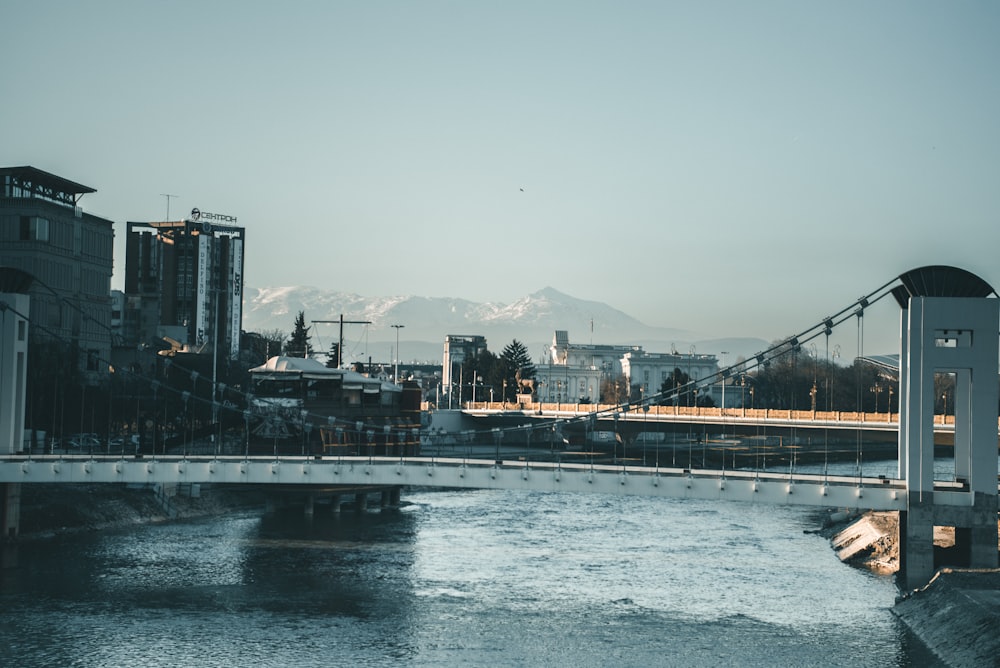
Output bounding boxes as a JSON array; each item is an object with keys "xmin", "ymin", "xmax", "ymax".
[
  {"xmin": 15, "ymin": 484, "xmax": 265, "ymax": 540},
  {"xmin": 893, "ymin": 569, "xmax": 1000, "ymax": 667},
  {"xmin": 827, "ymin": 511, "xmax": 1000, "ymax": 667}
]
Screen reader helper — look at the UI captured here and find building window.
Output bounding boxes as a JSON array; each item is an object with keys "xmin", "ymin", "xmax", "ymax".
[
  {"xmin": 19, "ymin": 216, "xmax": 49, "ymax": 242},
  {"xmin": 18, "ymin": 320, "xmax": 26, "ymax": 341}
]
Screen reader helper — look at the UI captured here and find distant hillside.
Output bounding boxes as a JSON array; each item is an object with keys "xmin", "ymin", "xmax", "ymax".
[{"xmin": 242, "ymin": 285, "xmax": 768, "ymax": 364}]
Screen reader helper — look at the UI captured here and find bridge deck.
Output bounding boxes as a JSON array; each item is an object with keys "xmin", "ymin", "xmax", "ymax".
[{"xmin": 0, "ymin": 454, "xmax": 977, "ymax": 512}]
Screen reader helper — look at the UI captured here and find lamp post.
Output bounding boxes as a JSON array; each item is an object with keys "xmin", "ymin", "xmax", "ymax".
[
  {"xmin": 720, "ymin": 351, "xmax": 728, "ymax": 412},
  {"xmin": 688, "ymin": 345, "xmax": 695, "ymax": 408},
  {"xmin": 831, "ymin": 345, "xmax": 841, "ymax": 410},
  {"xmin": 391, "ymin": 324, "xmax": 404, "ymax": 383}
]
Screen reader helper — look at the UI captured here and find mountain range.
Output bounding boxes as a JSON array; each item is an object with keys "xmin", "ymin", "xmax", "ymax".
[{"xmin": 242, "ymin": 285, "xmax": 769, "ymax": 365}]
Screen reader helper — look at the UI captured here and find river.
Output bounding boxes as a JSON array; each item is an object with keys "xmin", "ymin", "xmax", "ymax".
[{"xmin": 0, "ymin": 482, "xmax": 942, "ymax": 666}]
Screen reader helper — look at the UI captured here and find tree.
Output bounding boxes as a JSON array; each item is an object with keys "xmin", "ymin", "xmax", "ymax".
[
  {"xmin": 658, "ymin": 367, "xmax": 692, "ymax": 405},
  {"xmin": 244, "ymin": 329, "xmax": 285, "ymax": 364},
  {"xmin": 498, "ymin": 339, "xmax": 536, "ymax": 401},
  {"xmin": 601, "ymin": 372, "xmax": 629, "ymax": 404},
  {"xmin": 460, "ymin": 348, "xmax": 499, "ymax": 402},
  {"xmin": 284, "ymin": 311, "xmax": 312, "ymax": 358},
  {"xmin": 325, "ymin": 341, "xmax": 341, "ymax": 369}
]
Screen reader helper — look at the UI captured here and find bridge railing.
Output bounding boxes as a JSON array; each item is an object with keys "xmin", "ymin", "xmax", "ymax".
[{"xmin": 449, "ymin": 401, "xmax": 959, "ymax": 425}]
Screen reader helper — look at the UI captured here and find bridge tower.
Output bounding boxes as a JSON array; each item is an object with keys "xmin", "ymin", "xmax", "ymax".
[
  {"xmin": 0, "ymin": 268, "xmax": 33, "ymax": 542},
  {"xmin": 895, "ymin": 266, "xmax": 999, "ymax": 589}
]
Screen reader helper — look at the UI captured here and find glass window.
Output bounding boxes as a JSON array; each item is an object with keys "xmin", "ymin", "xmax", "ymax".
[{"xmin": 19, "ymin": 216, "xmax": 49, "ymax": 242}]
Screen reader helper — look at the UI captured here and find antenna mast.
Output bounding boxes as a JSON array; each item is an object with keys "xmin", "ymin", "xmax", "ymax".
[{"xmin": 160, "ymin": 193, "xmax": 178, "ymax": 221}]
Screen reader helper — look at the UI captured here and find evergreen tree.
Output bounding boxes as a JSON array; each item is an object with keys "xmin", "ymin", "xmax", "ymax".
[
  {"xmin": 325, "ymin": 341, "xmax": 340, "ymax": 368},
  {"xmin": 461, "ymin": 348, "xmax": 499, "ymax": 402},
  {"xmin": 284, "ymin": 311, "xmax": 312, "ymax": 358},
  {"xmin": 499, "ymin": 339, "xmax": 536, "ymax": 401},
  {"xmin": 658, "ymin": 367, "xmax": 692, "ymax": 405}
]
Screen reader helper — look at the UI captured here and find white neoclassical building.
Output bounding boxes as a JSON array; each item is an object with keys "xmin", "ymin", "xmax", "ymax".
[
  {"xmin": 537, "ymin": 331, "xmax": 721, "ymax": 405},
  {"xmin": 620, "ymin": 349, "xmax": 721, "ymax": 403}
]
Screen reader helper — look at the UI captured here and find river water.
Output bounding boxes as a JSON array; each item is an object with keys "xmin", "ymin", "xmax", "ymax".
[{"xmin": 1, "ymin": 482, "xmax": 942, "ymax": 667}]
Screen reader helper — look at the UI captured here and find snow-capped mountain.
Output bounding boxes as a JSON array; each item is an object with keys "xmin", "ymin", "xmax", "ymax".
[{"xmin": 242, "ymin": 285, "xmax": 767, "ymax": 364}]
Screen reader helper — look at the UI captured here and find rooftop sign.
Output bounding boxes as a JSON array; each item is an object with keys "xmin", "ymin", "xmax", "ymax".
[{"xmin": 190, "ymin": 207, "xmax": 237, "ymax": 224}]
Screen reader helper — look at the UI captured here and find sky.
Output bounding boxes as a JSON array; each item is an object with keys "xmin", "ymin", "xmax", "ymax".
[{"xmin": 3, "ymin": 1, "xmax": 999, "ymax": 355}]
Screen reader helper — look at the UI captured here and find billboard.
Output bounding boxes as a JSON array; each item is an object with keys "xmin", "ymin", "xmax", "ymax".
[
  {"xmin": 230, "ymin": 238, "xmax": 243, "ymax": 359},
  {"xmin": 196, "ymin": 232, "xmax": 211, "ymax": 346}
]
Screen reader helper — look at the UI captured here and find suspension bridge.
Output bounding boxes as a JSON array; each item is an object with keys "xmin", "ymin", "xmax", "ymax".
[{"xmin": 2, "ymin": 264, "xmax": 998, "ymax": 589}]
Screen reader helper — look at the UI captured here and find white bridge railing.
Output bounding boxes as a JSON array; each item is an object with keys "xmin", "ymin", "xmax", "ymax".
[{"xmin": 0, "ymin": 453, "xmax": 951, "ymax": 511}]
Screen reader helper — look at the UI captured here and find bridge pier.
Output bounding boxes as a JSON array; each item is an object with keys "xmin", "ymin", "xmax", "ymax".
[
  {"xmin": 1, "ymin": 276, "xmax": 31, "ymax": 551},
  {"xmin": 896, "ymin": 279, "xmax": 999, "ymax": 590},
  {"xmin": 303, "ymin": 493, "xmax": 314, "ymax": 517},
  {"xmin": 900, "ymin": 499, "xmax": 935, "ymax": 590},
  {"xmin": 330, "ymin": 494, "xmax": 342, "ymax": 514},
  {"xmin": 1, "ymin": 483, "xmax": 20, "ymax": 542},
  {"xmin": 380, "ymin": 487, "xmax": 401, "ymax": 509},
  {"xmin": 355, "ymin": 492, "xmax": 368, "ymax": 512}
]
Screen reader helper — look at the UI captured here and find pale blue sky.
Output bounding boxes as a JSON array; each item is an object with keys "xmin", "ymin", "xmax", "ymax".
[{"xmin": 3, "ymin": 1, "xmax": 999, "ymax": 353}]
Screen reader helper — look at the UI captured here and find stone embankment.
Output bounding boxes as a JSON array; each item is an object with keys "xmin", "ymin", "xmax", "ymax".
[
  {"xmin": 826, "ymin": 511, "xmax": 1000, "ymax": 667},
  {"xmin": 893, "ymin": 570, "xmax": 1000, "ymax": 667}
]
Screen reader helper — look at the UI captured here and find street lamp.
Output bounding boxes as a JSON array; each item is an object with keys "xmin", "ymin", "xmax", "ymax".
[
  {"xmin": 720, "ymin": 351, "xmax": 728, "ymax": 412},
  {"xmin": 391, "ymin": 324, "xmax": 404, "ymax": 383}
]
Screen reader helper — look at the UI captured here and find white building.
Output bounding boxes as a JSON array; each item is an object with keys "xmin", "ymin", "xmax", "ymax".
[
  {"xmin": 541, "ymin": 331, "xmax": 721, "ymax": 405},
  {"xmin": 621, "ymin": 350, "xmax": 720, "ymax": 403},
  {"xmin": 536, "ymin": 330, "xmax": 638, "ymax": 403}
]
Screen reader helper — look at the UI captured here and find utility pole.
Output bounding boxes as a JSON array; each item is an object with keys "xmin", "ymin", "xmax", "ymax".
[
  {"xmin": 312, "ymin": 316, "xmax": 371, "ymax": 368},
  {"xmin": 391, "ymin": 324, "xmax": 404, "ymax": 382}
]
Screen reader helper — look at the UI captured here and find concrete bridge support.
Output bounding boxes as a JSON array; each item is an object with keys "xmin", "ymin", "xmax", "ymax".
[
  {"xmin": 330, "ymin": 494, "xmax": 342, "ymax": 514},
  {"xmin": 1, "ymin": 483, "xmax": 20, "ymax": 540},
  {"xmin": 898, "ymin": 288, "xmax": 999, "ymax": 589},
  {"xmin": 1, "ymin": 276, "xmax": 31, "ymax": 545},
  {"xmin": 380, "ymin": 487, "xmax": 401, "ymax": 509},
  {"xmin": 355, "ymin": 492, "xmax": 368, "ymax": 512}
]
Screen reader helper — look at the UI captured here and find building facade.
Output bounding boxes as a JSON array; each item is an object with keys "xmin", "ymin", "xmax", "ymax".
[
  {"xmin": 542, "ymin": 331, "xmax": 721, "ymax": 405},
  {"xmin": 620, "ymin": 349, "xmax": 721, "ymax": 403},
  {"xmin": 536, "ymin": 330, "xmax": 637, "ymax": 403},
  {"xmin": 0, "ymin": 166, "xmax": 114, "ymax": 382},
  {"xmin": 247, "ymin": 356, "xmax": 421, "ymax": 455},
  {"xmin": 442, "ymin": 335, "xmax": 488, "ymax": 393},
  {"xmin": 124, "ymin": 215, "xmax": 245, "ymax": 361}
]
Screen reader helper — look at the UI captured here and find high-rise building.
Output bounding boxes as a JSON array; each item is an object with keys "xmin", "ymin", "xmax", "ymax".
[
  {"xmin": 0, "ymin": 166, "xmax": 114, "ymax": 381},
  {"xmin": 124, "ymin": 213, "xmax": 245, "ymax": 361}
]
